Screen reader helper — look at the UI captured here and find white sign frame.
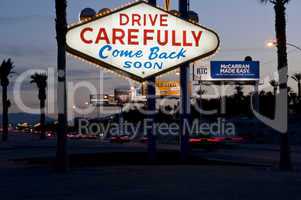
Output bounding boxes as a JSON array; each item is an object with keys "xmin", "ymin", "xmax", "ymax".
[{"xmin": 66, "ymin": 1, "xmax": 220, "ymax": 82}]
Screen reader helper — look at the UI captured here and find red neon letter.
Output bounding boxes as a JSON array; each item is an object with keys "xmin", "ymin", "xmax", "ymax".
[
  {"xmin": 143, "ymin": 29, "xmax": 154, "ymax": 45},
  {"xmin": 157, "ymin": 30, "xmax": 168, "ymax": 46},
  {"xmin": 80, "ymin": 27, "xmax": 93, "ymax": 44},
  {"xmin": 149, "ymin": 14, "xmax": 158, "ymax": 26},
  {"xmin": 171, "ymin": 30, "xmax": 181, "ymax": 46},
  {"xmin": 183, "ymin": 31, "xmax": 192, "ymax": 46},
  {"xmin": 120, "ymin": 14, "xmax": 129, "ymax": 25},
  {"xmin": 132, "ymin": 14, "xmax": 141, "ymax": 26},
  {"xmin": 160, "ymin": 14, "xmax": 168, "ymax": 26},
  {"xmin": 95, "ymin": 28, "xmax": 110, "ymax": 44},
  {"xmin": 192, "ymin": 31, "xmax": 203, "ymax": 47},
  {"xmin": 128, "ymin": 29, "xmax": 139, "ymax": 45},
  {"xmin": 112, "ymin": 28, "xmax": 125, "ymax": 45}
]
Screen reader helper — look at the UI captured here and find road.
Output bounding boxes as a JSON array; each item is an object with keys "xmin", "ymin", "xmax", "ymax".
[
  {"xmin": 0, "ymin": 132, "xmax": 300, "ymax": 200},
  {"xmin": 1, "ymin": 132, "xmax": 301, "ymax": 168}
]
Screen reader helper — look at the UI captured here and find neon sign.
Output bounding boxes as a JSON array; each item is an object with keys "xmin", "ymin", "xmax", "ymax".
[{"xmin": 66, "ymin": 1, "xmax": 220, "ymax": 81}]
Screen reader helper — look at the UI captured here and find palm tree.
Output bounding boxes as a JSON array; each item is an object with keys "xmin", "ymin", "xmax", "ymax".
[
  {"xmin": 196, "ymin": 86, "xmax": 206, "ymax": 113},
  {"xmin": 0, "ymin": 59, "xmax": 14, "ymax": 141},
  {"xmin": 291, "ymin": 73, "xmax": 301, "ymax": 98},
  {"xmin": 31, "ymin": 73, "xmax": 48, "ymax": 140},
  {"xmin": 196, "ymin": 86, "xmax": 206, "ymax": 101},
  {"xmin": 260, "ymin": 0, "xmax": 292, "ymax": 170},
  {"xmin": 234, "ymin": 84, "xmax": 244, "ymax": 98},
  {"xmin": 269, "ymin": 79, "xmax": 279, "ymax": 96},
  {"xmin": 55, "ymin": 0, "xmax": 68, "ymax": 171}
]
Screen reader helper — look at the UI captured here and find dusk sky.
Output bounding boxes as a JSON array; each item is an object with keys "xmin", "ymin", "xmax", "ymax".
[{"xmin": 0, "ymin": 0, "xmax": 300, "ymax": 117}]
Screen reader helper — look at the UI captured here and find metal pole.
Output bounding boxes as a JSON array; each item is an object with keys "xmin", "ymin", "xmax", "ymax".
[
  {"xmin": 146, "ymin": 0, "xmax": 157, "ymax": 161},
  {"xmin": 220, "ymin": 81, "xmax": 226, "ymax": 114},
  {"xmin": 254, "ymin": 81, "xmax": 260, "ymax": 137},
  {"xmin": 55, "ymin": 0, "xmax": 68, "ymax": 172},
  {"xmin": 198, "ymin": 81, "xmax": 202, "ymax": 115},
  {"xmin": 149, "ymin": 0, "xmax": 157, "ymax": 6},
  {"xmin": 98, "ymin": 70, "xmax": 103, "ymax": 119},
  {"xmin": 146, "ymin": 76, "xmax": 156, "ymax": 161},
  {"xmin": 254, "ymin": 81, "xmax": 259, "ymax": 112},
  {"xmin": 179, "ymin": 0, "xmax": 191, "ymax": 161}
]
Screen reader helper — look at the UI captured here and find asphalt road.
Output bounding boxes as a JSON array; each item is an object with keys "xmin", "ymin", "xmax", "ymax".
[
  {"xmin": 0, "ymin": 163, "xmax": 300, "ymax": 200},
  {"xmin": 0, "ymin": 132, "xmax": 301, "ymax": 200}
]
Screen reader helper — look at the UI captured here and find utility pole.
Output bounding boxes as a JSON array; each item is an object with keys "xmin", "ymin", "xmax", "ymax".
[
  {"xmin": 55, "ymin": 0, "xmax": 68, "ymax": 172},
  {"xmin": 179, "ymin": 0, "xmax": 191, "ymax": 161},
  {"xmin": 220, "ymin": 81, "xmax": 226, "ymax": 114},
  {"xmin": 146, "ymin": 0, "xmax": 157, "ymax": 161},
  {"xmin": 244, "ymin": 56, "xmax": 260, "ymax": 112},
  {"xmin": 254, "ymin": 81, "xmax": 260, "ymax": 112}
]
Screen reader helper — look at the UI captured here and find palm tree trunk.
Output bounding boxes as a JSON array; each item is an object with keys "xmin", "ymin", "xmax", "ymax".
[
  {"xmin": 179, "ymin": 0, "xmax": 191, "ymax": 161},
  {"xmin": 274, "ymin": 1, "xmax": 292, "ymax": 170},
  {"xmin": 274, "ymin": 87, "xmax": 277, "ymax": 97},
  {"xmin": 298, "ymin": 81, "xmax": 301, "ymax": 100},
  {"xmin": 147, "ymin": 0, "xmax": 157, "ymax": 161},
  {"xmin": 55, "ymin": 0, "xmax": 68, "ymax": 172},
  {"xmin": 2, "ymin": 85, "xmax": 8, "ymax": 141},
  {"xmin": 40, "ymin": 99, "xmax": 46, "ymax": 140}
]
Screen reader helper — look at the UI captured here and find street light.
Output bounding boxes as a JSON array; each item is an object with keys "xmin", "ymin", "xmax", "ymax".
[
  {"xmin": 266, "ymin": 40, "xmax": 276, "ymax": 48},
  {"xmin": 266, "ymin": 40, "xmax": 301, "ymax": 52}
]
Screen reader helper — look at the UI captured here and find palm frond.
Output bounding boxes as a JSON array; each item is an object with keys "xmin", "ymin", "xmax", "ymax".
[
  {"xmin": 0, "ymin": 59, "xmax": 15, "ymax": 86},
  {"xmin": 0, "ymin": 59, "xmax": 14, "ymax": 77},
  {"xmin": 291, "ymin": 73, "xmax": 301, "ymax": 82},
  {"xmin": 30, "ymin": 73, "xmax": 48, "ymax": 89},
  {"xmin": 269, "ymin": 80, "xmax": 279, "ymax": 87},
  {"xmin": 259, "ymin": 0, "xmax": 291, "ymax": 5}
]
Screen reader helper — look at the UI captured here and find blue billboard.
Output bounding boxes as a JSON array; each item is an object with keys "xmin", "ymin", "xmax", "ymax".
[{"xmin": 210, "ymin": 61, "xmax": 260, "ymax": 80}]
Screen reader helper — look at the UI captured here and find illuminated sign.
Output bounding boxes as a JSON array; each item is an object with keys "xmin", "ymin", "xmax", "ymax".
[
  {"xmin": 193, "ymin": 61, "xmax": 260, "ymax": 81},
  {"xmin": 66, "ymin": 1, "xmax": 220, "ymax": 82},
  {"xmin": 156, "ymin": 80, "xmax": 180, "ymax": 97},
  {"xmin": 156, "ymin": 80, "xmax": 192, "ymax": 97}
]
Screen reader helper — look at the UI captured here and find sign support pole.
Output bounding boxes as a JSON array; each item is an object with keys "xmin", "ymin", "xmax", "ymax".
[
  {"xmin": 220, "ymin": 81, "xmax": 226, "ymax": 114},
  {"xmin": 164, "ymin": 0, "xmax": 171, "ymax": 11},
  {"xmin": 254, "ymin": 81, "xmax": 260, "ymax": 137},
  {"xmin": 254, "ymin": 81, "xmax": 260, "ymax": 112},
  {"xmin": 147, "ymin": 0, "xmax": 157, "ymax": 161},
  {"xmin": 179, "ymin": 0, "xmax": 191, "ymax": 161}
]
